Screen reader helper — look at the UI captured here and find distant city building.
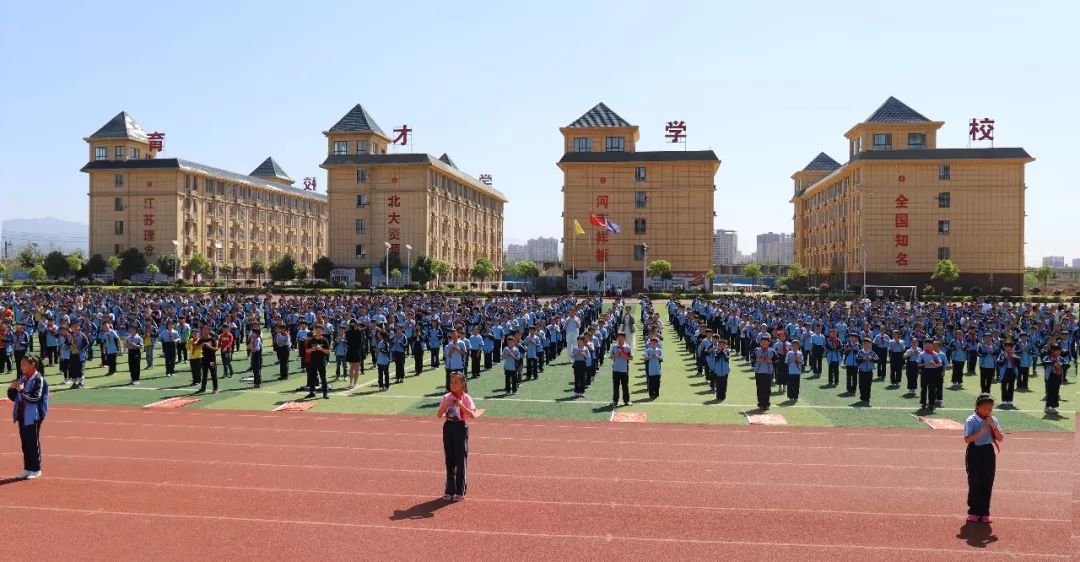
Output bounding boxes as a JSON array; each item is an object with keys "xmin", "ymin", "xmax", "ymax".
[
  {"xmin": 526, "ymin": 236, "xmax": 559, "ymax": 262},
  {"xmin": 1073, "ymin": 258, "xmax": 1080, "ymax": 269},
  {"xmin": 756, "ymin": 232, "xmax": 793, "ymax": 265},
  {"xmin": 1043, "ymin": 256, "xmax": 1065, "ymax": 268},
  {"xmin": 713, "ymin": 229, "xmax": 737, "ymax": 266},
  {"xmin": 505, "ymin": 243, "xmax": 528, "ymax": 263}
]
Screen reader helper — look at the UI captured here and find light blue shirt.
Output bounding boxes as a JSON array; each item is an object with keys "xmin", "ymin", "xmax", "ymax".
[
  {"xmin": 610, "ymin": 343, "xmax": 632, "ymax": 372},
  {"xmin": 644, "ymin": 346, "xmax": 663, "ymax": 376},
  {"xmin": 963, "ymin": 413, "xmax": 1000, "ymax": 447}
]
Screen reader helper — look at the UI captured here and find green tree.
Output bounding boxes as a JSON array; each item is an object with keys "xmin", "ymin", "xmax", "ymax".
[
  {"xmin": 66, "ymin": 250, "xmax": 85, "ymax": 277},
  {"xmin": 390, "ymin": 268, "xmax": 402, "ymax": 280},
  {"xmin": 705, "ymin": 268, "xmax": 716, "ymax": 292},
  {"xmin": 270, "ymin": 254, "xmax": 297, "ymax": 282},
  {"xmin": 250, "ymin": 259, "xmax": 267, "ymax": 282},
  {"xmin": 43, "ymin": 250, "xmax": 70, "ymax": 279},
  {"xmin": 931, "ymin": 259, "xmax": 960, "ymax": 294},
  {"xmin": 1033, "ymin": 265, "xmax": 1053, "ymax": 293},
  {"xmin": 107, "ymin": 255, "xmax": 122, "ymax": 280},
  {"xmin": 185, "ymin": 253, "xmax": 212, "ymax": 279},
  {"xmin": 117, "ymin": 248, "xmax": 147, "ymax": 279},
  {"xmin": 512, "ymin": 260, "xmax": 541, "ymax": 288},
  {"xmin": 156, "ymin": 254, "xmax": 178, "ymax": 277},
  {"xmin": 471, "ymin": 258, "xmax": 495, "ymax": 283},
  {"xmin": 312, "ymin": 256, "xmax": 335, "ymax": 281},
  {"xmin": 646, "ymin": 259, "xmax": 673, "ymax": 278},
  {"xmin": 220, "ymin": 264, "xmax": 235, "ymax": 282},
  {"xmin": 293, "ymin": 263, "xmax": 309, "ymax": 281},
  {"xmin": 432, "ymin": 259, "xmax": 451, "ymax": 287},
  {"xmin": 146, "ymin": 263, "xmax": 160, "ymax": 275},
  {"xmin": 16, "ymin": 246, "xmax": 43, "ymax": 269},
  {"xmin": 0, "ymin": 262, "xmax": 6, "ymax": 281},
  {"xmin": 743, "ymin": 263, "xmax": 763, "ymax": 291},
  {"xmin": 28, "ymin": 264, "xmax": 46, "ymax": 282},
  {"xmin": 410, "ymin": 255, "xmax": 434, "ymax": 287},
  {"xmin": 784, "ymin": 263, "xmax": 808, "ymax": 290},
  {"xmin": 85, "ymin": 254, "xmax": 107, "ymax": 275}
]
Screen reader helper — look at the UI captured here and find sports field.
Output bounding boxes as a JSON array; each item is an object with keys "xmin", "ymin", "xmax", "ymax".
[{"xmin": 41, "ymin": 304, "xmax": 1075, "ymax": 431}]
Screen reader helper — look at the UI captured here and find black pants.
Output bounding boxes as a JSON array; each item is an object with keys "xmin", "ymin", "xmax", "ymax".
[
  {"xmin": 1000, "ymin": 369, "xmax": 1016, "ymax": 403},
  {"xmin": 873, "ymin": 347, "xmax": 887, "ymax": 378},
  {"xmin": 199, "ymin": 357, "xmax": 218, "ymax": 392},
  {"xmin": 612, "ymin": 371, "xmax": 629, "ymax": 404},
  {"xmin": 572, "ymin": 363, "xmax": 586, "ymax": 394},
  {"xmin": 484, "ymin": 351, "xmax": 493, "ymax": 370},
  {"xmin": 857, "ymin": 370, "xmax": 874, "ymax": 402},
  {"xmin": 163, "ymin": 342, "xmax": 177, "ymax": 374},
  {"xmin": 1045, "ymin": 373, "xmax": 1061, "ymax": 408},
  {"xmin": 526, "ymin": 357, "xmax": 538, "ymax": 380},
  {"xmin": 505, "ymin": 368, "xmax": 520, "ymax": 394},
  {"xmin": 127, "ymin": 350, "xmax": 141, "ymax": 382},
  {"xmin": 14, "ymin": 350, "xmax": 26, "ymax": 370},
  {"xmin": 787, "ymin": 375, "xmax": 801, "ymax": 401},
  {"xmin": 921, "ymin": 368, "xmax": 941, "ymax": 408},
  {"xmin": 905, "ymin": 363, "xmax": 918, "ymax": 391},
  {"xmin": 393, "ymin": 352, "xmax": 406, "ymax": 382},
  {"xmin": 755, "ymin": 373, "xmax": 772, "ymax": 409},
  {"xmin": 306, "ymin": 360, "xmax": 328, "ymax": 397},
  {"xmin": 827, "ymin": 362, "xmax": 839, "ymax": 385},
  {"xmin": 966, "ymin": 352, "xmax": 977, "ymax": 374},
  {"xmin": 845, "ymin": 366, "xmax": 858, "ymax": 394},
  {"xmin": 979, "ymin": 367, "xmax": 994, "ymax": 393},
  {"xmin": 276, "ymin": 347, "xmax": 290, "ymax": 379},
  {"xmin": 1018, "ymin": 366, "xmax": 1029, "ymax": 390},
  {"xmin": 177, "ymin": 342, "xmax": 187, "ymax": 362},
  {"xmin": 429, "ymin": 347, "xmax": 440, "ymax": 368},
  {"xmin": 810, "ymin": 345, "xmax": 823, "ymax": 375},
  {"xmin": 442, "ymin": 421, "xmax": 468, "ymax": 496},
  {"xmin": 952, "ymin": 361, "xmax": 965, "ymax": 386},
  {"xmin": 105, "ymin": 352, "xmax": 117, "ymax": 374},
  {"xmin": 377, "ymin": 363, "xmax": 390, "ymax": 389},
  {"xmin": 470, "ymin": 351, "xmax": 481, "ymax": 378},
  {"xmin": 889, "ymin": 352, "xmax": 903, "ymax": 384},
  {"xmin": 414, "ymin": 342, "xmax": 425, "ymax": 374},
  {"xmin": 250, "ymin": 351, "xmax": 262, "ymax": 386},
  {"xmin": 715, "ymin": 375, "xmax": 728, "ymax": 401},
  {"xmin": 646, "ymin": 374, "xmax": 661, "ymax": 398},
  {"xmin": 19, "ymin": 420, "xmax": 41, "ymax": 472},
  {"xmin": 965, "ymin": 444, "xmax": 995, "ymax": 516}
]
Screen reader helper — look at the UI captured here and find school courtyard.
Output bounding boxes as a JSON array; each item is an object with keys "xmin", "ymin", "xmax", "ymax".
[{"xmin": 39, "ymin": 303, "xmax": 1076, "ymax": 432}]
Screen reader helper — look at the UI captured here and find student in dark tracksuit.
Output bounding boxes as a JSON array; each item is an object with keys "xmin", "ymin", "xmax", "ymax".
[
  {"xmin": 438, "ymin": 372, "xmax": 477, "ymax": 502},
  {"xmin": 125, "ymin": 332, "xmax": 143, "ymax": 384},
  {"xmin": 9, "ymin": 355, "xmax": 48, "ymax": 480},
  {"xmin": 963, "ymin": 394, "xmax": 1002, "ymax": 523}
]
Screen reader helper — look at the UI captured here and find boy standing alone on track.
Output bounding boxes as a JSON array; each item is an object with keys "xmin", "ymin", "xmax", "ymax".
[{"xmin": 609, "ymin": 332, "xmax": 632, "ymax": 408}]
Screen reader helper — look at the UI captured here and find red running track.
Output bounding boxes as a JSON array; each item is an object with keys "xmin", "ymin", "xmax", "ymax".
[{"xmin": 0, "ymin": 405, "xmax": 1072, "ymax": 561}]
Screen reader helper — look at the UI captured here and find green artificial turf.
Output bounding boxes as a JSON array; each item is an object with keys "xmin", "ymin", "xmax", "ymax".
[{"xmin": 37, "ymin": 304, "xmax": 1076, "ymax": 431}]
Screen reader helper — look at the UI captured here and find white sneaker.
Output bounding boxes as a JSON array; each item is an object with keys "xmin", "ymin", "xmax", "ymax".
[
  {"xmin": 14, "ymin": 471, "xmax": 29, "ymax": 480},
  {"xmin": 24, "ymin": 471, "xmax": 40, "ymax": 480}
]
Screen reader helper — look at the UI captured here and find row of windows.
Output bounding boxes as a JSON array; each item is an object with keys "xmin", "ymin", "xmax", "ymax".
[
  {"xmin": 94, "ymin": 146, "xmax": 141, "ymax": 161},
  {"xmin": 334, "ymin": 140, "xmax": 384, "ymax": 155},
  {"xmin": 573, "ymin": 137, "xmax": 625, "ymax": 152},
  {"xmin": 183, "ymin": 175, "xmax": 324, "ymax": 215}
]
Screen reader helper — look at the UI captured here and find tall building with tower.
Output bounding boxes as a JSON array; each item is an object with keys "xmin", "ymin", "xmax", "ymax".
[
  {"xmin": 322, "ymin": 104, "xmax": 507, "ymax": 282},
  {"xmin": 559, "ymin": 102, "xmax": 720, "ymax": 291},
  {"xmin": 791, "ymin": 97, "xmax": 1033, "ymax": 292},
  {"xmin": 82, "ymin": 111, "xmax": 327, "ymax": 277}
]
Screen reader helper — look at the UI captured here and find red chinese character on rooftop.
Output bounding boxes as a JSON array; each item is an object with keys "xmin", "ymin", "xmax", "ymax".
[
  {"xmin": 388, "ymin": 212, "xmax": 401, "ymax": 224},
  {"xmin": 895, "ymin": 234, "xmax": 909, "ymax": 247},
  {"xmin": 595, "ymin": 248, "xmax": 608, "ymax": 263},
  {"xmin": 665, "ymin": 120, "xmax": 687, "ymax": 143},
  {"xmin": 143, "ymin": 214, "xmax": 154, "ymax": 227},
  {"xmin": 895, "ymin": 253, "xmax": 909, "ymax": 267},
  {"xmin": 388, "ymin": 195, "xmax": 401, "ymax": 207},
  {"xmin": 391, "ymin": 125, "xmax": 412, "ymax": 146},
  {"xmin": 390, "ymin": 243, "xmax": 400, "ymax": 254},
  {"xmin": 147, "ymin": 132, "xmax": 165, "ymax": 152},
  {"xmin": 388, "ymin": 227, "xmax": 401, "ymax": 240},
  {"xmin": 895, "ymin": 213, "xmax": 908, "ymax": 228},
  {"xmin": 969, "ymin": 117, "xmax": 995, "ymax": 141},
  {"xmin": 596, "ymin": 195, "xmax": 608, "ymax": 208},
  {"xmin": 143, "ymin": 230, "xmax": 155, "ymax": 241},
  {"xmin": 895, "ymin": 194, "xmax": 909, "ymax": 208}
]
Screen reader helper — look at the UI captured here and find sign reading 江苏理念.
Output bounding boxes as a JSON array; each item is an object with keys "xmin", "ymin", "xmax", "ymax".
[{"xmin": 143, "ymin": 197, "xmax": 156, "ymax": 257}]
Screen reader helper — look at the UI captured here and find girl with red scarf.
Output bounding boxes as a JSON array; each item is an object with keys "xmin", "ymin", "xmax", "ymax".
[
  {"xmin": 437, "ymin": 372, "xmax": 478, "ymax": 501},
  {"xmin": 9, "ymin": 355, "xmax": 48, "ymax": 480},
  {"xmin": 963, "ymin": 393, "xmax": 1003, "ymax": 523}
]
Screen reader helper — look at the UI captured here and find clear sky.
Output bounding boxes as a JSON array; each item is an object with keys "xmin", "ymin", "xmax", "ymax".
[{"xmin": 1, "ymin": 0, "xmax": 1073, "ymax": 266}]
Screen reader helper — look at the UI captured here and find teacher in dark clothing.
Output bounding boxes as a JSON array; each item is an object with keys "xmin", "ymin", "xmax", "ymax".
[{"xmin": 9, "ymin": 355, "xmax": 48, "ymax": 480}]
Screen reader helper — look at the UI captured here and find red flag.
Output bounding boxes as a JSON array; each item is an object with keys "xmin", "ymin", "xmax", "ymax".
[{"xmin": 588, "ymin": 213, "xmax": 606, "ymax": 228}]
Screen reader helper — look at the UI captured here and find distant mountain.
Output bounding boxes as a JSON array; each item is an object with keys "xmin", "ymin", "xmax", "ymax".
[{"xmin": 1, "ymin": 217, "xmax": 89, "ymax": 256}]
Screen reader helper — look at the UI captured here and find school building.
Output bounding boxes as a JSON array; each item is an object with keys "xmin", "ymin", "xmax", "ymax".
[
  {"xmin": 559, "ymin": 103, "xmax": 720, "ymax": 292},
  {"xmin": 791, "ymin": 97, "xmax": 1033, "ymax": 293},
  {"xmin": 321, "ymin": 104, "xmax": 507, "ymax": 283},
  {"xmin": 82, "ymin": 112, "xmax": 327, "ymax": 279}
]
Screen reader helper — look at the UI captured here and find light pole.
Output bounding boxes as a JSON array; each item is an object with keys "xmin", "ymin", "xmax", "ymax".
[
  {"xmin": 213, "ymin": 241, "xmax": 222, "ymax": 282},
  {"xmin": 405, "ymin": 244, "xmax": 413, "ymax": 285},
  {"xmin": 383, "ymin": 241, "xmax": 391, "ymax": 288},
  {"xmin": 171, "ymin": 240, "xmax": 180, "ymax": 283},
  {"xmin": 641, "ymin": 243, "xmax": 648, "ymax": 293}
]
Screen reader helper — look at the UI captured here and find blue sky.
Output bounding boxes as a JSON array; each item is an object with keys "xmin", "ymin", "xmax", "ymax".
[{"xmin": 0, "ymin": 0, "xmax": 1072, "ymax": 266}]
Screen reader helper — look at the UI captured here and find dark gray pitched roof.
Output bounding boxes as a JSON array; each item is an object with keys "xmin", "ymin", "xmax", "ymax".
[
  {"xmin": 802, "ymin": 152, "xmax": 841, "ymax": 172},
  {"xmin": 864, "ymin": 96, "xmax": 931, "ymax": 123},
  {"xmin": 250, "ymin": 156, "xmax": 292, "ymax": 182},
  {"xmin": 567, "ymin": 102, "xmax": 632, "ymax": 128},
  {"xmin": 320, "ymin": 154, "xmax": 507, "ymax": 202},
  {"xmin": 80, "ymin": 158, "xmax": 326, "ymax": 201},
  {"xmin": 439, "ymin": 153, "xmax": 457, "ymax": 168},
  {"xmin": 558, "ymin": 150, "xmax": 720, "ymax": 164},
  {"xmin": 327, "ymin": 104, "xmax": 386, "ymax": 135},
  {"xmin": 851, "ymin": 147, "xmax": 1032, "ymax": 162},
  {"xmin": 88, "ymin": 111, "xmax": 149, "ymax": 141}
]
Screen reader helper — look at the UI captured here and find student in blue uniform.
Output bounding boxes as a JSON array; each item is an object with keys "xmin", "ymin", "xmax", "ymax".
[
  {"xmin": 786, "ymin": 340, "xmax": 804, "ymax": 402},
  {"xmin": 887, "ymin": 330, "xmax": 905, "ymax": 386},
  {"xmin": 609, "ymin": 332, "xmax": 632, "ymax": 407},
  {"xmin": 903, "ymin": 339, "xmax": 921, "ymax": 395},
  {"xmin": 752, "ymin": 334, "xmax": 775, "ymax": 410},
  {"xmin": 712, "ymin": 337, "xmax": 731, "ymax": 402},
  {"xmin": 644, "ymin": 336, "xmax": 663, "ymax": 400},
  {"xmin": 963, "ymin": 394, "xmax": 1002, "ymax": 523},
  {"xmin": 333, "ymin": 326, "xmax": 349, "ymax": 381},
  {"xmin": 917, "ymin": 340, "xmax": 943, "ymax": 412},
  {"xmin": 503, "ymin": 335, "xmax": 522, "ymax": 395},
  {"xmin": 825, "ymin": 330, "xmax": 842, "ymax": 387},
  {"xmin": 248, "ymin": 327, "xmax": 263, "ymax": 388},
  {"xmin": 9, "ymin": 355, "xmax": 49, "ymax": 480},
  {"xmin": 855, "ymin": 337, "xmax": 877, "ymax": 404},
  {"xmin": 468, "ymin": 327, "xmax": 484, "ymax": 379},
  {"xmin": 950, "ymin": 329, "xmax": 968, "ymax": 388},
  {"xmin": 976, "ymin": 334, "xmax": 997, "ymax": 394},
  {"xmin": 842, "ymin": 333, "xmax": 860, "ymax": 394},
  {"xmin": 374, "ymin": 330, "xmax": 392, "ymax": 391},
  {"xmin": 125, "ymin": 330, "xmax": 143, "ymax": 385},
  {"xmin": 995, "ymin": 341, "xmax": 1019, "ymax": 408},
  {"xmin": 1016, "ymin": 332, "xmax": 1033, "ymax": 390}
]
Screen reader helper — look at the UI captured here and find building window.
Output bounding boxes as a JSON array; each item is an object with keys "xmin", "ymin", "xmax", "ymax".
[
  {"xmin": 938, "ymin": 192, "xmax": 951, "ymax": 208},
  {"xmin": 938, "ymin": 220, "xmax": 950, "ymax": 235},
  {"xmin": 114, "ymin": 221, "xmax": 124, "ymax": 235},
  {"xmin": 114, "ymin": 197, "xmax": 124, "ymax": 211},
  {"xmin": 334, "ymin": 141, "xmax": 348, "ymax": 155},
  {"xmin": 938, "ymin": 164, "xmax": 951, "ymax": 180},
  {"xmin": 356, "ymin": 193, "xmax": 368, "ymax": 208},
  {"xmin": 907, "ymin": 133, "xmax": 926, "ymax": 148},
  {"xmin": 634, "ymin": 244, "xmax": 646, "ymax": 261},
  {"xmin": 938, "ymin": 247, "xmax": 950, "ymax": 260},
  {"xmin": 355, "ymin": 244, "xmax": 366, "ymax": 259},
  {"xmin": 872, "ymin": 134, "xmax": 892, "ymax": 150},
  {"xmin": 355, "ymin": 218, "xmax": 367, "ymax": 234},
  {"xmin": 130, "ymin": 147, "xmax": 140, "ymax": 159},
  {"xmin": 114, "ymin": 173, "xmax": 124, "ymax": 187},
  {"xmin": 115, "ymin": 146, "xmax": 125, "ymax": 159},
  {"xmin": 635, "ymin": 191, "xmax": 646, "ymax": 209},
  {"xmin": 605, "ymin": 137, "xmax": 625, "ymax": 152},
  {"xmin": 854, "ymin": 137, "xmax": 863, "ymax": 154},
  {"xmin": 635, "ymin": 167, "xmax": 646, "ymax": 182},
  {"xmin": 95, "ymin": 147, "xmax": 107, "ymax": 160},
  {"xmin": 634, "ymin": 218, "xmax": 646, "ymax": 235},
  {"xmin": 573, "ymin": 137, "xmax": 591, "ymax": 152},
  {"xmin": 356, "ymin": 169, "xmax": 368, "ymax": 183},
  {"xmin": 356, "ymin": 140, "xmax": 369, "ymax": 154}
]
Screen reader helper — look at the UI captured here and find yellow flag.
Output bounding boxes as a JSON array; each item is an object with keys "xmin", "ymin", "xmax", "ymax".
[{"xmin": 573, "ymin": 219, "xmax": 585, "ymax": 235}]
